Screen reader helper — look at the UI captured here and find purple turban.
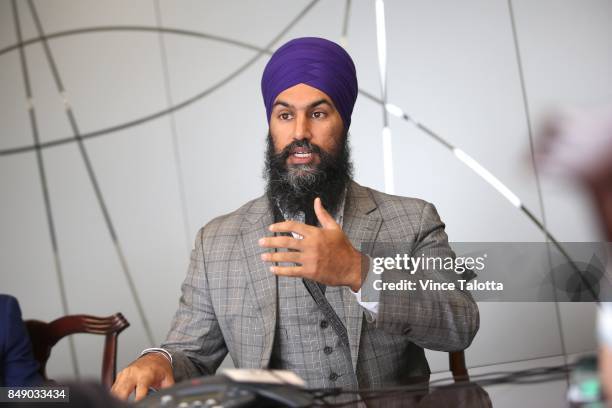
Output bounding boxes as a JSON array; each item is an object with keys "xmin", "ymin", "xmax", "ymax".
[{"xmin": 261, "ymin": 37, "xmax": 358, "ymax": 130}]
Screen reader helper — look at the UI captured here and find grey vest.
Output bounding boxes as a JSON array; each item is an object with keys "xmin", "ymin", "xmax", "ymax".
[
  {"xmin": 269, "ymin": 275, "xmax": 358, "ymax": 389},
  {"xmin": 267, "ymin": 197, "xmax": 431, "ymax": 389}
]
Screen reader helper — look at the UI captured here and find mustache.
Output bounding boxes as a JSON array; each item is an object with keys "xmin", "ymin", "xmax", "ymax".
[{"xmin": 274, "ymin": 139, "xmax": 323, "ymax": 162}]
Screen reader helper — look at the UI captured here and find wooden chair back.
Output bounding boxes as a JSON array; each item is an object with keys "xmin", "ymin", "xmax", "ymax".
[
  {"xmin": 25, "ymin": 313, "xmax": 129, "ymax": 388},
  {"xmin": 449, "ymin": 350, "xmax": 470, "ymax": 382}
]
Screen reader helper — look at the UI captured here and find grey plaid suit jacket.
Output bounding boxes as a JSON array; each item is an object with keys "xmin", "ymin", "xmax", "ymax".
[{"xmin": 161, "ymin": 180, "xmax": 479, "ymax": 383}]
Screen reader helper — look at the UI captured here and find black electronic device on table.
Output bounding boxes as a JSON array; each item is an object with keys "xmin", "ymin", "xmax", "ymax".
[{"xmin": 135, "ymin": 374, "xmax": 314, "ymax": 408}]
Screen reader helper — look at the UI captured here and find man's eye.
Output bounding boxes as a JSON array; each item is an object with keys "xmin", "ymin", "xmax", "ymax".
[
  {"xmin": 312, "ymin": 111, "xmax": 326, "ymax": 119},
  {"xmin": 279, "ymin": 112, "xmax": 292, "ymax": 120}
]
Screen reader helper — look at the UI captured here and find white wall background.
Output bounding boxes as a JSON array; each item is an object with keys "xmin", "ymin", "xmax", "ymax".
[{"xmin": 1, "ymin": 0, "xmax": 610, "ymax": 405}]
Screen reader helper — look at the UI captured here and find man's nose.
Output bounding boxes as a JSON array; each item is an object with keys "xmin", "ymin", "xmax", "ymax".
[{"xmin": 293, "ymin": 113, "xmax": 312, "ymax": 140}]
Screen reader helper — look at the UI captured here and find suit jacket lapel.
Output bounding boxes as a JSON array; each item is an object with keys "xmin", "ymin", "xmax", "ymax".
[
  {"xmin": 240, "ymin": 196, "xmax": 277, "ymax": 368},
  {"xmin": 342, "ymin": 181, "xmax": 382, "ymax": 371}
]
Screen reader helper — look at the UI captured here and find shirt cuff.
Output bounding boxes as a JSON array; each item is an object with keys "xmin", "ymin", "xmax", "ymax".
[
  {"xmin": 350, "ymin": 254, "xmax": 380, "ymax": 321},
  {"xmin": 351, "ymin": 288, "xmax": 380, "ymax": 316},
  {"xmin": 140, "ymin": 347, "xmax": 173, "ymax": 367}
]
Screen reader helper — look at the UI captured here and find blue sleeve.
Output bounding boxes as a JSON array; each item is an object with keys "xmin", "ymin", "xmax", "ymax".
[{"xmin": 1, "ymin": 295, "xmax": 44, "ymax": 387}]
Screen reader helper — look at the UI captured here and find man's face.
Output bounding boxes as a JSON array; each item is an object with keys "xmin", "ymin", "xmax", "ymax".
[{"xmin": 269, "ymin": 83, "xmax": 345, "ymax": 170}]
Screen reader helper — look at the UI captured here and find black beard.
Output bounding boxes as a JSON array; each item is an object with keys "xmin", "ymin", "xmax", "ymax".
[{"xmin": 263, "ymin": 131, "xmax": 353, "ymax": 225}]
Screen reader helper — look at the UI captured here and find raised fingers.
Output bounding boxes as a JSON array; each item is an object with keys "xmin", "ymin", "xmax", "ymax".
[
  {"xmin": 268, "ymin": 221, "xmax": 312, "ymax": 236},
  {"xmin": 261, "ymin": 251, "xmax": 302, "ymax": 264},
  {"xmin": 258, "ymin": 235, "xmax": 302, "ymax": 250},
  {"xmin": 270, "ymin": 265, "xmax": 304, "ymax": 277}
]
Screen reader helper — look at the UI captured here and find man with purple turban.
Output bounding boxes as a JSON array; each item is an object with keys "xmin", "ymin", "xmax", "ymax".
[{"xmin": 112, "ymin": 37, "xmax": 479, "ymax": 401}]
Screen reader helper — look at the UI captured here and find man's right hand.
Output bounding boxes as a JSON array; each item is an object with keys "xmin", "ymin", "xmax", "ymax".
[{"xmin": 111, "ymin": 353, "xmax": 175, "ymax": 401}]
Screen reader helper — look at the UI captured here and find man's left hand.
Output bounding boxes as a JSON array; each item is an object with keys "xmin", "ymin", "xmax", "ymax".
[{"xmin": 258, "ymin": 197, "xmax": 363, "ymax": 291}]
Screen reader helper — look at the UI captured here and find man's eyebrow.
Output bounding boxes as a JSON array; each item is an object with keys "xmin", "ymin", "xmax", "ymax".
[
  {"xmin": 308, "ymin": 99, "xmax": 333, "ymax": 109},
  {"xmin": 272, "ymin": 99, "xmax": 334, "ymax": 110},
  {"xmin": 272, "ymin": 100, "xmax": 292, "ymax": 109}
]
